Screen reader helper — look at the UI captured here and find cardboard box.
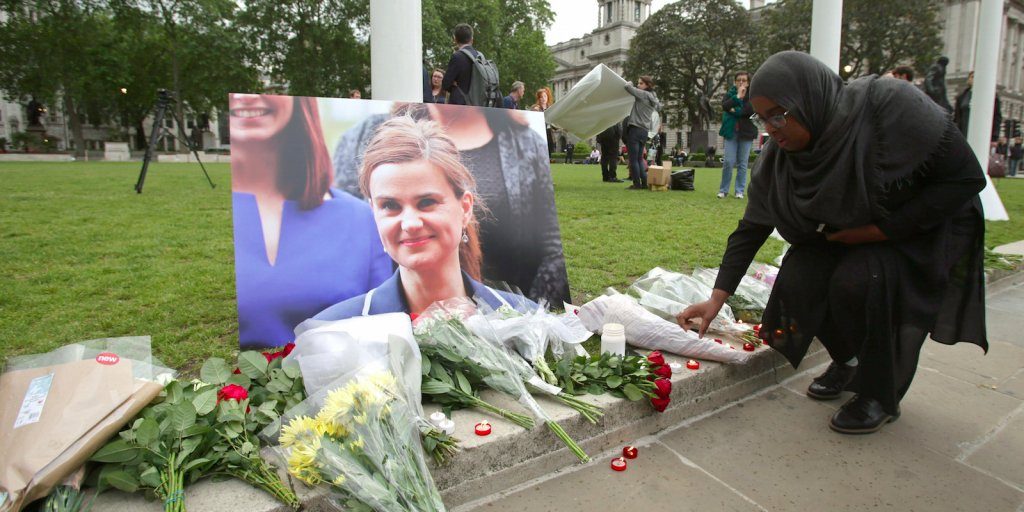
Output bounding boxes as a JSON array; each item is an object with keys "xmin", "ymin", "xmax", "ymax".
[
  {"xmin": 648, "ymin": 165, "xmax": 671, "ymax": 187},
  {"xmin": 662, "ymin": 160, "xmax": 672, "ymax": 170}
]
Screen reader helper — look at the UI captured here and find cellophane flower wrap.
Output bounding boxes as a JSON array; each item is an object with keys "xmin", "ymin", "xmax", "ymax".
[
  {"xmin": 691, "ymin": 267, "xmax": 772, "ymax": 323},
  {"xmin": 265, "ymin": 334, "xmax": 445, "ymax": 512},
  {"xmin": 626, "ymin": 267, "xmax": 747, "ymax": 333},
  {"xmin": 415, "ymin": 299, "xmax": 590, "ymax": 462},
  {"xmin": 467, "ymin": 298, "xmax": 602, "ymax": 424},
  {"xmin": 283, "ymin": 314, "xmax": 457, "ymax": 465}
]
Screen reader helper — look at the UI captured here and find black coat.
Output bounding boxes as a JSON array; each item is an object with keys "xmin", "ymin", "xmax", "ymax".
[
  {"xmin": 595, "ymin": 123, "xmax": 622, "ymax": 149},
  {"xmin": 441, "ymin": 46, "xmax": 476, "ymax": 105}
]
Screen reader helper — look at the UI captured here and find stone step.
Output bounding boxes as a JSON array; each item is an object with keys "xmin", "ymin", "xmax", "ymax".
[{"xmin": 92, "ymin": 338, "xmax": 828, "ymax": 511}]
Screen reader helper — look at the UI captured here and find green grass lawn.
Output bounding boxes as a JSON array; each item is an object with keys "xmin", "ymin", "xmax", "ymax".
[{"xmin": 2, "ymin": 161, "xmax": 1022, "ymax": 372}]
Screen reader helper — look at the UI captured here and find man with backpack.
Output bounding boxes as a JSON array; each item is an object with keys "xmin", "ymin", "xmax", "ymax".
[{"xmin": 441, "ymin": 23, "xmax": 502, "ymax": 107}]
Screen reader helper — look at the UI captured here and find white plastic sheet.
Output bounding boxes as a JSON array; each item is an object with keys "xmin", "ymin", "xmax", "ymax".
[{"xmin": 543, "ymin": 64, "xmax": 635, "ymax": 140}]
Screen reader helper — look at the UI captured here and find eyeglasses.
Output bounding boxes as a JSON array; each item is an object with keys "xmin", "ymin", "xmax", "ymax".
[{"xmin": 750, "ymin": 111, "xmax": 789, "ymax": 129}]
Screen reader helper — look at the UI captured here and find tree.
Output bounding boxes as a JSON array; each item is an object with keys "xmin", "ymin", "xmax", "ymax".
[
  {"xmin": 624, "ymin": 0, "xmax": 753, "ymax": 130},
  {"xmin": 754, "ymin": 0, "xmax": 943, "ymax": 80},
  {"xmin": 238, "ymin": 0, "xmax": 370, "ymax": 97},
  {"xmin": 0, "ymin": 0, "xmax": 122, "ymax": 155},
  {"xmin": 422, "ymin": 0, "xmax": 555, "ymax": 101}
]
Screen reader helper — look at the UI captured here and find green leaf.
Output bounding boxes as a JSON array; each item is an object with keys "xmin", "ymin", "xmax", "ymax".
[
  {"xmin": 623, "ymin": 383, "xmax": 643, "ymax": 401},
  {"xmin": 421, "ymin": 379, "xmax": 454, "ymax": 395},
  {"xmin": 168, "ymin": 401, "xmax": 197, "ymax": 431},
  {"xmin": 605, "ymin": 375, "xmax": 623, "ymax": 389},
  {"xmin": 421, "ymin": 355, "xmax": 432, "ymax": 376},
  {"xmin": 102, "ymin": 470, "xmax": 139, "ymax": 493},
  {"xmin": 454, "ymin": 370, "xmax": 472, "ymax": 395},
  {"xmin": 282, "ymin": 363, "xmax": 301, "ymax": 380},
  {"xmin": 586, "ymin": 384, "xmax": 604, "ymax": 395},
  {"xmin": 237, "ymin": 351, "xmax": 269, "ymax": 380},
  {"xmin": 165, "ymin": 380, "xmax": 184, "ymax": 404},
  {"xmin": 139, "ymin": 466, "xmax": 161, "ymax": 488},
  {"xmin": 182, "ymin": 457, "xmax": 212, "ymax": 474},
  {"xmin": 192, "ymin": 388, "xmax": 218, "ymax": 416},
  {"xmin": 226, "ymin": 373, "xmax": 251, "ymax": 388},
  {"xmin": 136, "ymin": 418, "xmax": 160, "ymax": 448},
  {"xmin": 91, "ymin": 439, "xmax": 140, "ymax": 463},
  {"xmin": 200, "ymin": 357, "xmax": 232, "ymax": 385}
]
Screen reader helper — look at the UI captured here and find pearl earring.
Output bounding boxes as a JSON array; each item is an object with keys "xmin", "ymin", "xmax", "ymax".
[{"xmin": 462, "ymin": 230, "xmax": 469, "ymax": 243}]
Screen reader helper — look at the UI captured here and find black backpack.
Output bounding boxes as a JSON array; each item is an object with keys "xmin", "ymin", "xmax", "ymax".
[{"xmin": 459, "ymin": 48, "xmax": 502, "ymax": 108}]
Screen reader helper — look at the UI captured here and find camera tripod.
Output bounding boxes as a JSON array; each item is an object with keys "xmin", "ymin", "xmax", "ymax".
[{"xmin": 134, "ymin": 89, "xmax": 216, "ymax": 193}]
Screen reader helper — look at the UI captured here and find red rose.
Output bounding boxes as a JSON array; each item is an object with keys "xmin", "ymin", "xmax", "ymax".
[
  {"xmin": 217, "ymin": 384, "xmax": 249, "ymax": 402},
  {"xmin": 650, "ymin": 397, "xmax": 670, "ymax": 412},
  {"xmin": 262, "ymin": 351, "xmax": 277, "ymax": 363},
  {"xmin": 646, "ymin": 351, "xmax": 665, "ymax": 366},
  {"xmin": 653, "ymin": 378, "xmax": 672, "ymax": 399},
  {"xmin": 232, "ymin": 368, "xmax": 241, "ymax": 374},
  {"xmin": 652, "ymin": 364, "xmax": 672, "ymax": 379},
  {"xmin": 281, "ymin": 342, "xmax": 296, "ymax": 357}
]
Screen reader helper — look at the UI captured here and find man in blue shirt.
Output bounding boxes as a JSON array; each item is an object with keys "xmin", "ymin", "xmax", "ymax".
[{"xmin": 503, "ymin": 81, "xmax": 525, "ymax": 109}]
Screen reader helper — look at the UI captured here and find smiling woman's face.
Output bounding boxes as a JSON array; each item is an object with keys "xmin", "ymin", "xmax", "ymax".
[
  {"xmin": 228, "ymin": 94, "xmax": 293, "ymax": 144},
  {"xmin": 368, "ymin": 159, "xmax": 472, "ymax": 274},
  {"xmin": 750, "ymin": 96, "xmax": 811, "ymax": 152}
]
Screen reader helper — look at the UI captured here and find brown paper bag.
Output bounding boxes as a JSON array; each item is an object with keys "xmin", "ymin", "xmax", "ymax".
[{"xmin": 0, "ymin": 358, "xmax": 162, "ymax": 511}]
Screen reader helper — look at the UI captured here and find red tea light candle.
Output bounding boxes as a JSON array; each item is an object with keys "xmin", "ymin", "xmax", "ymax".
[
  {"xmin": 610, "ymin": 457, "xmax": 627, "ymax": 471},
  {"xmin": 753, "ymin": 324, "xmax": 761, "ymax": 333},
  {"xmin": 743, "ymin": 342, "xmax": 756, "ymax": 352},
  {"xmin": 622, "ymin": 445, "xmax": 638, "ymax": 459},
  {"xmin": 686, "ymin": 359, "xmax": 700, "ymax": 370},
  {"xmin": 474, "ymin": 421, "xmax": 492, "ymax": 436}
]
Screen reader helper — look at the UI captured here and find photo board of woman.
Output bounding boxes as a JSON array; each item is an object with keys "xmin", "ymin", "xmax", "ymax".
[{"xmin": 230, "ymin": 94, "xmax": 571, "ymax": 349}]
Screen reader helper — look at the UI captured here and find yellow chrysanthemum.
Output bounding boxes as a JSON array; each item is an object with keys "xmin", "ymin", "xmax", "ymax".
[
  {"xmin": 323, "ymin": 386, "xmax": 357, "ymax": 420},
  {"xmin": 347, "ymin": 436, "xmax": 364, "ymax": 451},
  {"xmin": 332, "ymin": 474, "xmax": 346, "ymax": 487},
  {"xmin": 352, "ymin": 410, "xmax": 369, "ymax": 425},
  {"xmin": 279, "ymin": 415, "xmax": 322, "ymax": 449},
  {"xmin": 286, "ymin": 445, "xmax": 322, "ymax": 485},
  {"xmin": 314, "ymin": 409, "xmax": 349, "ymax": 438},
  {"xmin": 366, "ymin": 372, "xmax": 397, "ymax": 392}
]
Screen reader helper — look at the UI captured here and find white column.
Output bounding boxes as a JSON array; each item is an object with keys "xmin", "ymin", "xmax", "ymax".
[
  {"xmin": 810, "ymin": 0, "xmax": 843, "ymax": 73},
  {"xmin": 370, "ymin": 0, "xmax": 422, "ymax": 102},
  {"xmin": 967, "ymin": 0, "xmax": 1010, "ymax": 220}
]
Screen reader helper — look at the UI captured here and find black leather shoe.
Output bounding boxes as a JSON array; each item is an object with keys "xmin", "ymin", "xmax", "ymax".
[
  {"xmin": 806, "ymin": 362, "xmax": 857, "ymax": 400},
  {"xmin": 829, "ymin": 395, "xmax": 899, "ymax": 434}
]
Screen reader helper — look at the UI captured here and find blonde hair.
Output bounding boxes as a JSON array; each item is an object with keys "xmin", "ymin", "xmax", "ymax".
[{"xmin": 358, "ymin": 116, "xmax": 484, "ymax": 280}]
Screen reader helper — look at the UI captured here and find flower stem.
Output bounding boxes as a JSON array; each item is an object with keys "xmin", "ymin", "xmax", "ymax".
[
  {"xmin": 554, "ymin": 393, "xmax": 604, "ymax": 424},
  {"xmin": 545, "ymin": 420, "xmax": 589, "ymax": 463}
]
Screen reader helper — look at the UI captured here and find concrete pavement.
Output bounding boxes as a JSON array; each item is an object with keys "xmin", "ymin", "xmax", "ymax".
[{"xmin": 460, "ymin": 273, "xmax": 1024, "ymax": 512}]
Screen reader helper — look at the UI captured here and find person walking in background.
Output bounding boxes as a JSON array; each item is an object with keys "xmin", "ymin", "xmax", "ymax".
[
  {"xmin": 503, "ymin": 81, "xmax": 525, "ymax": 109},
  {"xmin": 624, "ymin": 75, "xmax": 660, "ymax": 190},
  {"xmin": 718, "ymin": 71, "xmax": 756, "ymax": 199},
  {"xmin": 349, "ymin": 90, "xmax": 362, "ymax": 99},
  {"xmin": 431, "ymin": 69, "xmax": 447, "ymax": 104},
  {"xmin": 441, "ymin": 23, "xmax": 477, "ymax": 106},
  {"xmin": 1010, "ymin": 136, "xmax": 1022, "ymax": 177}
]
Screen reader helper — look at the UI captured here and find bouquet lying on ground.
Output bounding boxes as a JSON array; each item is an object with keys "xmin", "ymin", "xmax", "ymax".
[
  {"xmin": 468, "ymin": 300, "xmax": 603, "ymax": 424},
  {"xmin": 579, "ymin": 293, "xmax": 751, "ymax": 364},
  {"xmin": 556, "ymin": 350, "xmax": 673, "ymax": 412},
  {"xmin": 283, "ymin": 314, "xmax": 458, "ymax": 465},
  {"xmin": 627, "ymin": 267, "xmax": 747, "ymax": 333},
  {"xmin": 414, "ymin": 300, "xmax": 590, "ymax": 462},
  {"xmin": 91, "ymin": 345, "xmax": 303, "ymax": 512},
  {"xmin": 269, "ymin": 356, "xmax": 446, "ymax": 511},
  {"xmin": 691, "ymin": 267, "xmax": 772, "ymax": 324}
]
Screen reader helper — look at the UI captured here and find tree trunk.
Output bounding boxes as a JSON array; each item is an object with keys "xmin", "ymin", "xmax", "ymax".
[{"xmin": 64, "ymin": 95, "xmax": 86, "ymax": 157}]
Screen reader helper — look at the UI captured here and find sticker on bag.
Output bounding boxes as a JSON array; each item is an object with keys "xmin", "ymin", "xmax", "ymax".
[{"xmin": 14, "ymin": 373, "xmax": 54, "ymax": 429}]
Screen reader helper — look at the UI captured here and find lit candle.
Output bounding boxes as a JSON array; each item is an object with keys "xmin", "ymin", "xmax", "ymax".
[
  {"xmin": 474, "ymin": 421, "xmax": 491, "ymax": 436},
  {"xmin": 622, "ymin": 445, "xmax": 638, "ymax": 459},
  {"xmin": 743, "ymin": 342, "xmax": 756, "ymax": 352},
  {"xmin": 686, "ymin": 360, "xmax": 700, "ymax": 370},
  {"xmin": 610, "ymin": 457, "xmax": 627, "ymax": 471}
]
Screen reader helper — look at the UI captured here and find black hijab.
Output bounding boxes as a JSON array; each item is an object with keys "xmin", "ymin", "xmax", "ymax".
[{"xmin": 744, "ymin": 51, "xmax": 951, "ymax": 243}]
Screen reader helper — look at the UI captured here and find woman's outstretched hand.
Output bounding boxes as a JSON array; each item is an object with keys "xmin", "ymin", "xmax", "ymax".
[
  {"xmin": 676, "ymin": 289, "xmax": 730, "ymax": 338},
  {"xmin": 825, "ymin": 224, "xmax": 887, "ymax": 245}
]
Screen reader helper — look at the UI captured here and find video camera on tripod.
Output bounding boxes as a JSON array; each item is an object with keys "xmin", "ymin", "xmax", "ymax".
[{"xmin": 134, "ymin": 88, "xmax": 216, "ymax": 193}]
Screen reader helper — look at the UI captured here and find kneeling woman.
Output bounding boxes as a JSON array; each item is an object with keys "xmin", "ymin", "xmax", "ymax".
[
  {"xmin": 678, "ymin": 52, "xmax": 988, "ymax": 434},
  {"xmin": 314, "ymin": 116, "xmax": 531, "ymax": 321}
]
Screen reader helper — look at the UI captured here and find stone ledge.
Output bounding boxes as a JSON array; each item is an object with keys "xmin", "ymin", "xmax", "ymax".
[{"xmin": 92, "ymin": 338, "xmax": 828, "ymax": 511}]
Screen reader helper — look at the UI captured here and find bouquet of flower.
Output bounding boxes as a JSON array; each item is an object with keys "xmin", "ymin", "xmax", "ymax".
[
  {"xmin": 273, "ymin": 369, "xmax": 446, "ymax": 511},
  {"xmin": 283, "ymin": 314, "xmax": 458, "ymax": 465},
  {"xmin": 467, "ymin": 300, "xmax": 603, "ymax": 424},
  {"xmin": 691, "ymin": 267, "xmax": 772, "ymax": 323},
  {"xmin": 91, "ymin": 345, "xmax": 303, "ymax": 512},
  {"xmin": 627, "ymin": 267, "xmax": 746, "ymax": 333},
  {"xmin": 415, "ymin": 300, "xmax": 590, "ymax": 462},
  {"xmin": 555, "ymin": 350, "xmax": 672, "ymax": 412}
]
